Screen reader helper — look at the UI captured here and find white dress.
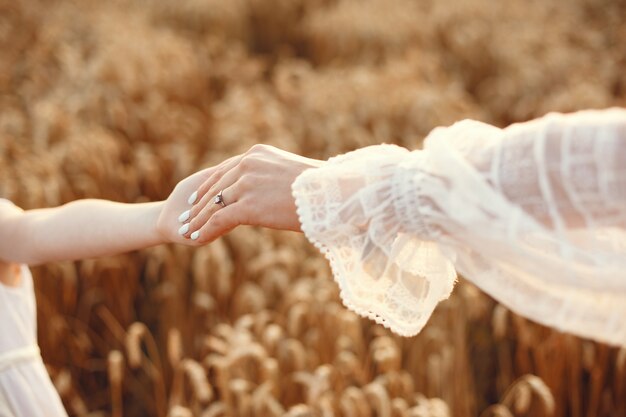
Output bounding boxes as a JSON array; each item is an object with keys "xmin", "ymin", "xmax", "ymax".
[
  {"xmin": 292, "ymin": 108, "xmax": 626, "ymax": 346},
  {"xmin": 0, "ymin": 265, "xmax": 68, "ymax": 417}
]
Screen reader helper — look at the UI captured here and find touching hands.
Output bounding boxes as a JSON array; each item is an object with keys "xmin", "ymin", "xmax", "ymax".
[
  {"xmin": 156, "ymin": 166, "xmax": 217, "ymax": 245},
  {"xmin": 175, "ymin": 144, "xmax": 323, "ymax": 244},
  {"xmin": 0, "ymin": 145, "xmax": 321, "ymax": 263}
]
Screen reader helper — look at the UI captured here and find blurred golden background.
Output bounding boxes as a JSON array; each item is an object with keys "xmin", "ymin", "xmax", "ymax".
[{"xmin": 1, "ymin": 0, "xmax": 625, "ymax": 416}]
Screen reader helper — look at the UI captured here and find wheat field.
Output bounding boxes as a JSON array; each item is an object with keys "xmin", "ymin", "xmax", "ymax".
[{"xmin": 1, "ymin": 0, "xmax": 625, "ymax": 416}]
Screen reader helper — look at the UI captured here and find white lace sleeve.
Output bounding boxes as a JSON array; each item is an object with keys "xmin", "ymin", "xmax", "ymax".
[{"xmin": 292, "ymin": 108, "xmax": 626, "ymax": 345}]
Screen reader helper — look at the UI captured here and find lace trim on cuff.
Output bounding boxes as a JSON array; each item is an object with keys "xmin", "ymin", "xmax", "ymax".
[{"xmin": 292, "ymin": 146, "xmax": 457, "ymax": 336}]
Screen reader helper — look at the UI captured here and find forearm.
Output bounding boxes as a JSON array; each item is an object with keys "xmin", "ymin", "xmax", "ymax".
[
  {"xmin": 472, "ymin": 108, "xmax": 626, "ymax": 229},
  {"xmin": 290, "ymin": 109, "xmax": 626, "ymax": 343},
  {"xmin": 2, "ymin": 199, "xmax": 165, "ymax": 265}
]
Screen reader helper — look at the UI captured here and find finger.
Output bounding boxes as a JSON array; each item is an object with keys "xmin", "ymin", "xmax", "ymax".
[
  {"xmin": 183, "ymin": 184, "xmax": 238, "ymax": 238},
  {"xmin": 189, "ymin": 201, "xmax": 245, "ymax": 244},
  {"xmin": 180, "ymin": 168, "xmax": 219, "ymax": 218},
  {"xmin": 173, "ymin": 166, "xmax": 220, "ymax": 224},
  {"xmin": 184, "ymin": 156, "xmax": 242, "ymax": 222},
  {"xmin": 187, "ymin": 155, "xmax": 243, "ymax": 206},
  {"xmin": 187, "ymin": 163, "xmax": 243, "ymax": 224},
  {"xmin": 188, "ymin": 166, "xmax": 219, "ymax": 188}
]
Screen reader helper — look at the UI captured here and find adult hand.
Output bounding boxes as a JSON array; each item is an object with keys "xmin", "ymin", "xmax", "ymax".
[{"xmin": 177, "ymin": 144, "xmax": 324, "ymax": 244}]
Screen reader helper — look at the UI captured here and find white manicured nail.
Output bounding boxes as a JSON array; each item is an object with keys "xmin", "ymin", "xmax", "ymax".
[
  {"xmin": 178, "ymin": 210, "xmax": 190, "ymax": 223},
  {"xmin": 187, "ymin": 191, "xmax": 198, "ymax": 205},
  {"xmin": 178, "ymin": 224, "xmax": 190, "ymax": 235},
  {"xmin": 190, "ymin": 231, "xmax": 200, "ymax": 240}
]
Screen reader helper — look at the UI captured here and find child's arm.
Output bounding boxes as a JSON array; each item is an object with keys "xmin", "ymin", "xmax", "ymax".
[
  {"xmin": 0, "ymin": 199, "xmax": 163, "ymax": 265},
  {"xmin": 0, "ymin": 167, "xmax": 215, "ymax": 265}
]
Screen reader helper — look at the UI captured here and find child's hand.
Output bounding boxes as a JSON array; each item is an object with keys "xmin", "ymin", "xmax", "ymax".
[
  {"xmin": 176, "ymin": 144, "xmax": 323, "ymax": 244},
  {"xmin": 156, "ymin": 167, "xmax": 217, "ymax": 245}
]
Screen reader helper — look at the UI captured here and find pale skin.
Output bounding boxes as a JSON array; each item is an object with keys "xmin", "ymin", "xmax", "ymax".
[
  {"xmin": 0, "ymin": 167, "xmax": 217, "ymax": 286},
  {"xmin": 179, "ymin": 144, "xmax": 323, "ymax": 243}
]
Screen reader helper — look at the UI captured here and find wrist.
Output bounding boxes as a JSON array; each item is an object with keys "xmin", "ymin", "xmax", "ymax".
[{"xmin": 146, "ymin": 201, "xmax": 168, "ymax": 246}]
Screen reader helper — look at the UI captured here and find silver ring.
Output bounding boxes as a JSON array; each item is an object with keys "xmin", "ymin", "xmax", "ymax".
[{"xmin": 214, "ymin": 190, "xmax": 226, "ymax": 207}]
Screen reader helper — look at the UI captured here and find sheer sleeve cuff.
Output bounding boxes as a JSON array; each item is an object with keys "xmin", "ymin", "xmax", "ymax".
[{"xmin": 292, "ymin": 145, "xmax": 457, "ymax": 337}]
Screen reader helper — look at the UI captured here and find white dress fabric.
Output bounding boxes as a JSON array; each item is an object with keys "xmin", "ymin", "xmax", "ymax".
[
  {"xmin": 292, "ymin": 108, "xmax": 626, "ymax": 346},
  {"xmin": 0, "ymin": 265, "xmax": 68, "ymax": 417}
]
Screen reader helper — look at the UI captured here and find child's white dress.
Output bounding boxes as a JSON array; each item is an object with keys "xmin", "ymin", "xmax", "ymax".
[{"xmin": 0, "ymin": 265, "xmax": 68, "ymax": 417}]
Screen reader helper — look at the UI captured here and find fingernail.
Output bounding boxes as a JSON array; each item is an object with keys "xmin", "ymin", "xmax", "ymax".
[
  {"xmin": 190, "ymin": 231, "xmax": 200, "ymax": 240},
  {"xmin": 187, "ymin": 191, "xmax": 198, "ymax": 205},
  {"xmin": 178, "ymin": 210, "xmax": 190, "ymax": 223},
  {"xmin": 178, "ymin": 224, "xmax": 190, "ymax": 235}
]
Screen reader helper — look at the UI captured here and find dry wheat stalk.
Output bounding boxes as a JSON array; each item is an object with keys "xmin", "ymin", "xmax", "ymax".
[{"xmin": 107, "ymin": 350, "xmax": 124, "ymax": 417}]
